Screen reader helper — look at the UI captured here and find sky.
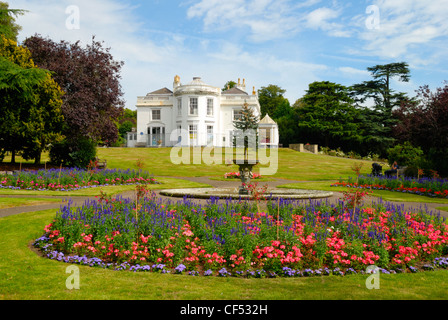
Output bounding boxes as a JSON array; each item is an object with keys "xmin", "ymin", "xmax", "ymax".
[{"xmin": 8, "ymin": 0, "xmax": 448, "ymax": 110}]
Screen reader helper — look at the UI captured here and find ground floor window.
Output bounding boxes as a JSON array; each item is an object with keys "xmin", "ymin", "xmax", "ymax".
[
  {"xmin": 207, "ymin": 125, "xmax": 213, "ymax": 145},
  {"xmin": 260, "ymin": 128, "xmax": 272, "ymax": 143},
  {"xmin": 189, "ymin": 124, "xmax": 198, "ymax": 146},
  {"xmin": 177, "ymin": 125, "xmax": 182, "ymax": 144}
]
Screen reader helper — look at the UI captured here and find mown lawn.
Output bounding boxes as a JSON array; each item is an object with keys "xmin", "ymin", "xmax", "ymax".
[
  {"xmin": 0, "ymin": 197, "xmax": 63, "ymax": 209},
  {"xmin": 1, "ymin": 208, "xmax": 448, "ymax": 301},
  {"xmin": 97, "ymin": 147, "xmax": 375, "ymax": 181},
  {"xmin": 2, "ymin": 148, "xmax": 448, "ymax": 302}
]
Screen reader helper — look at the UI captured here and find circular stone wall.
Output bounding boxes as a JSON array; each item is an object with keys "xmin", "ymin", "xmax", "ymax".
[{"xmin": 159, "ymin": 188, "xmax": 333, "ymax": 200}]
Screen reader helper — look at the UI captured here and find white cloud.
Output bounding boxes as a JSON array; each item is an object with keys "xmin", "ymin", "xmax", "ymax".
[
  {"xmin": 187, "ymin": 0, "xmax": 305, "ymax": 41},
  {"xmin": 354, "ymin": 0, "xmax": 448, "ymax": 64},
  {"xmin": 9, "ymin": 0, "xmax": 446, "ymax": 109},
  {"xmin": 187, "ymin": 0, "xmax": 357, "ymax": 41},
  {"xmin": 305, "ymin": 7, "xmax": 339, "ymax": 29},
  {"xmin": 305, "ymin": 6, "xmax": 353, "ymax": 37},
  {"xmin": 10, "ymin": 0, "xmax": 186, "ymax": 108},
  {"xmin": 338, "ymin": 66, "xmax": 370, "ymax": 76}
]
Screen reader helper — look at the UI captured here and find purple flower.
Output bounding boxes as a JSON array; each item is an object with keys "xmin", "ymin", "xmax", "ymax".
[
  {"xmin": 204, "ymin": 269, "xmax": 213, "ymax": 276},
  {"xmin": 409, "ymin": 266, "xmax": 418, "ymax": 273},
  {"xmin": 218, "ymin": 268, "xmax": 230, "ymax": 277},
  {"xmin": 175, "ymin": 264, "xmax": 187, "ymax": 274}
]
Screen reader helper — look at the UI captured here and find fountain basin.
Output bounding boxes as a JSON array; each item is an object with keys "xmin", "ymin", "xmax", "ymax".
[{"xmin": 159, "ymin": 188, "xmax": 333, "ymax": 200}]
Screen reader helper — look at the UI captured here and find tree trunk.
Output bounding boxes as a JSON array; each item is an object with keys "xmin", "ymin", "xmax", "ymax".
[
  {"xmin": 34, "ymin": 152, "xmax": 41, "ymax": 165},
  {"xmin": 10, "ymin": 149, "xmax": 16, "ymax": 164}
]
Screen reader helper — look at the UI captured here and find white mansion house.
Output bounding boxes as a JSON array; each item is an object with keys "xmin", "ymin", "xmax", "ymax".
[{"xmin": 128, "ymin": 75, "xmax": 279, "ymax": 148}]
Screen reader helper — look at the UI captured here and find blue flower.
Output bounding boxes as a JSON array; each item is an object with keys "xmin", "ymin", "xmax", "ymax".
[
  {"xmin": 175, "ymin": 264, "xmax": 187, "ymax": 274},
  {"xmin": 218, "ymin": 268, "xmax": 230, "ymax": 277},
  {"xmin": 204, "ymin": 269, "xmax": 213, "ymax": 276}
]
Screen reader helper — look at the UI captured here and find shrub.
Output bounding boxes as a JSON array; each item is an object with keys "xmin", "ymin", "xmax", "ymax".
[
  {"xmin": 387, "ymin": 142, "xmax": 424, "ymax": 168},
  {"xmin": 403, "ymin": 166, "xmax": 418, "ymax": 178},
  {"xmin": 50, "ymin": 137, "xmax": 97, "ymax": 168}
]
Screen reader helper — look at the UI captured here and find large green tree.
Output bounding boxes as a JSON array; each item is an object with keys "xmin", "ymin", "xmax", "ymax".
[
  {"xmin": 0, "ymin": 35, "xmax": 64, "ymax": 164},
  {"xmin": 257, "ymin": 84, "xmax": 289, "ymax": 118},
  {"xmin": 297, "ymin": 81, "xmax": 362, "ymax": 150},
  {"xmin": 353, "ymin": 106, "xmax": 395, "ymax": 156},
  {"xmin": 351, "ymin": 62, "xmax": 411, "ymax": 155},
  {"xmin": 272, "ymin": 99, "xmax": 300, "ymax": 146}
]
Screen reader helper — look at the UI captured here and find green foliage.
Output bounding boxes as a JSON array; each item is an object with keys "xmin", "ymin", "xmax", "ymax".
[
  {"xmin": 355, "ymin": 106, "xmax": 396, "ymax": 156},
  {"xmin": 297, "ymin": 81, "xmax": 362, "ymax": 150},
  {"xmin": 0, "ymin": 56, "xmax": 46, "ymax": 95},
  {"xmin": 222, "ymin": 80, "xmax": 236, "ymax": 91},
  {"xmin": 349, "ymin": 62, "xmax": 412, "ymax": 156},
  {"xmin": 49, "ymin": 137, "xmax": 97, "ymax": 168},
  {"xmin": 233, "ymin": 102, "xmax": 259, "ymax": 158},
  {"xmin": 0, "ymin": 2, "xmax": 26, "ymax": 41},
  {"xmin": 393, "ymin": 84, "xmax": 448, "ymax": 176},
  {"xmin": 116, "ymin": 108, "xmax": 136, "ymax": 138},
  {"xmin": 387, "ymin": 142, "xmax": 424, "ymax": 167},
  {"xmin": 118, "ymin": 120, "xmax": 134, "ymax": 138},
  {"xmin": 427, "ymin": 148, "xmax": 448, "ymax": 178},
  {"xmin": 256, "ymin": 84, "xmax": 300, "ymax": 146},
  {"xmin": 0, "ymin": 35, "xmax": 64, "ymax": 164},
  {"xmin": 353, "ymin": 62, "xmax": 410, "ymax": 112},
  {"xmin": 257, "ymin": 84, "xmax": 288, "ymax": 118}
]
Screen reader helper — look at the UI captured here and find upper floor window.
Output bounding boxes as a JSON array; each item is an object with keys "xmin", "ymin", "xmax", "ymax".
[
  {"xmin": 207, "ymin": 98, "xmax": 214, "ymax": 116},
  {"xmin": 177, "ymin": 98, "xmax": 182, "ymax": 116},
  {"xmin": 233, "ymin": 109, "xmax": 243, "ymax": 121},
  {"xmin": 152, "ymin": 109, "xmax": 161, "ymax": 121},
  {"xmin": 189, "ymin": 97, "xmax": 198, "ymax": 115}
]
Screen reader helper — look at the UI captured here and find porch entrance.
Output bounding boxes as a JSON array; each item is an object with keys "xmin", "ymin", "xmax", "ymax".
[{"xmin": 147, "ymin": 126, "xmax": 165, "ymax": 146}]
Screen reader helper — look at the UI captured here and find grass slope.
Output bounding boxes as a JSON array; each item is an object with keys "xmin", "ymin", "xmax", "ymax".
[{"xmin": 97, "ymin": 147, "xmax": 374, "ymax": 181}]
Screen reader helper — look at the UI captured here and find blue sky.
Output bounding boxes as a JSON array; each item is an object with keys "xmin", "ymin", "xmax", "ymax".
[{"xmin": 10, "ymin": 0, "xmax": 448, "ymax": 109}]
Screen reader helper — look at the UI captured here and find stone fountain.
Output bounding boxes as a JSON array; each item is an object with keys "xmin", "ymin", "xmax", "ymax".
[
  {"xmin": 233, "ymin": 159, "xmax": 259, "ymax": 195},
  {"xmin": 159, "ymin": 157, "xmax": 333, "ymax": 200}
]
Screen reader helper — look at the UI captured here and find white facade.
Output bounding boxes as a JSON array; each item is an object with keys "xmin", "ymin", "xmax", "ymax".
[{"xmin": 130, "ymin": 76, "xmax": 279, "ymax": 148}]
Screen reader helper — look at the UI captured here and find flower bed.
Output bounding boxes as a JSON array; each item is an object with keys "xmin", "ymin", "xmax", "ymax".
[
  {"xmin": 332, "ymin": 175, "xmax": 448, "ymax": 199},
  {"xmin": 224, "ymin": 172, "xmax": 262, "ymax": 179},
  {"xmin": 33, "ymin": 193, "xmax": 448, "ymax": 277},
  {"xmin": 0, "ymin": 168, "xmax": 159, "ymax": 191}
]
